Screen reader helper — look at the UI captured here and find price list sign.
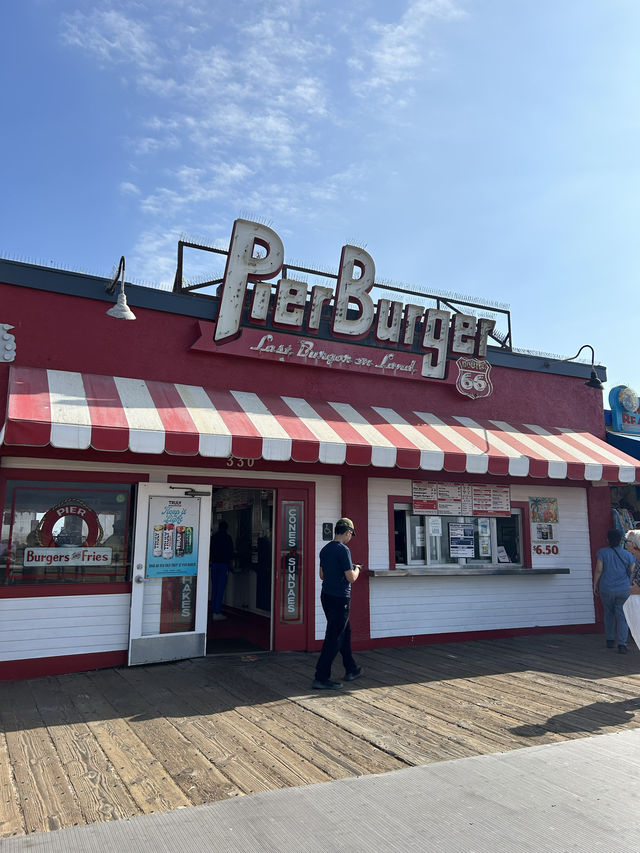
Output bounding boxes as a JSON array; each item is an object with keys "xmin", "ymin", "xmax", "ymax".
[{"xmin": 412, "ymin": 482, "xmax": 511, "ymax": 517}]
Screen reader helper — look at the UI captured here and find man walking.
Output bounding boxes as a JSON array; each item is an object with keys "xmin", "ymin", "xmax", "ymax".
[{"xmin": 312, "ymin": 517, "xmax": 363, "ymax": 689}]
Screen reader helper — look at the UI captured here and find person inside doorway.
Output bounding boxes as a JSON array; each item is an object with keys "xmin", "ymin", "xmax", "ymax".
[
  {"xmin": 256, "ymin": 525, "xmax": 272, "ymax": 612},
  {"xmin": 209, "ymin": 519, "xmax": 234, "ymax": 621}
]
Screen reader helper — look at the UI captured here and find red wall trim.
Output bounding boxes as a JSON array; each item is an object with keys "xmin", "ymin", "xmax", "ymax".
[
  {"xmin": 387, "ymin": 494, "xmax": 407, "ymax": 569},
  {"xmin": 274, "ymin": 485, "xmax": 315, "ymax": 652},
  {"xmin": 0, "ymin": 582, "xmax": 131, "ymax": 598},
  {"xmin": 511, "ymin": 500, "xmax": 532, "ymax": 568},
  {"xmin": 0, "ymin": 468, "xmax": 145, "ymax": 484},
  {"xmin": 0, "ymin": 650, "xmax": 127, "ymax": 681},
  {"xmin": 587, "ymin": 484, "xmax": 611, "ymax": 627}
]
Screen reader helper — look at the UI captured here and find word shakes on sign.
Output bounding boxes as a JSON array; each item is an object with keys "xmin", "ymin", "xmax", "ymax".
[{"xmin": 211, "ymin": 220, "xmax": 496, "ymax": 381}]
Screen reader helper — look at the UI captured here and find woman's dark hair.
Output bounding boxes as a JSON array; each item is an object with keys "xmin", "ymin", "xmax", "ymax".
[{"xmin": 607, "ymin": 528, "xmax": 623, "ymax": 547}]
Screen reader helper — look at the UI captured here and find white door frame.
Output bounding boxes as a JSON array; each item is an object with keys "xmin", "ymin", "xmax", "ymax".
[{"xmin": 128, "ymin": 482, "xmax": 211, "ymax": 666}]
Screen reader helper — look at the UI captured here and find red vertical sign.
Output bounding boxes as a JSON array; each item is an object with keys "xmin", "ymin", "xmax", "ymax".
[
  {"xmin": 273, "ymin": 486, "xmax": 312, "ymax": 652},
  {"xmin": 280, "ymin": 500, "xmax": 303, "ymax": 624}
]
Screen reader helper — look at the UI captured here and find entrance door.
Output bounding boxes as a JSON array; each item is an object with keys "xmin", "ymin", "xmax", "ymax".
[
  {"xmin": 128, "ymin": 483, "xmax": 212, "ymax": 666},
  {"xmin": 207, "ymin": 486, "xmax": 274, "ymax": 653}
]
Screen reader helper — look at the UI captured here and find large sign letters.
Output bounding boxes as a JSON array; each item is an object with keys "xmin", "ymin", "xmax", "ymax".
[{"xmin": 193, "ymin": 219, "xmax": 496, "ymax": 389}]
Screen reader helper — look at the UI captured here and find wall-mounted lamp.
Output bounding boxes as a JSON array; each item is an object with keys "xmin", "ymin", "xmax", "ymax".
[
  {"xmin": 560, "ymin": 344, "xmax": 604, "ymax": 390},
  {"xmin": 105, "ymin": 256, "xmax": 136, "ymax": 320}
]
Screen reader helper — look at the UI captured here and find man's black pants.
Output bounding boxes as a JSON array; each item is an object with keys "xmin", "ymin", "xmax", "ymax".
[{"xmin": 315, "ymin": 592, "xmax": 357, "ymax": 681}]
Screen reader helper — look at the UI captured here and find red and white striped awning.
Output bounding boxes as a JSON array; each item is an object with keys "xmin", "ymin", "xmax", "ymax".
[{"xmin": 2, "ymin": 367, "xmax": 638, "ymax": 482}]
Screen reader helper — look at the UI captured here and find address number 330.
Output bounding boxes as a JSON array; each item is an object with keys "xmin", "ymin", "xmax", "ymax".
[{"xmin": 226, "ymin": 455, "xmax": 255, "ymax": 468}]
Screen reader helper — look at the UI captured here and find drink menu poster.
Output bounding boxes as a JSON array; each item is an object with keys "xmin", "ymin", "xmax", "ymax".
[
  {"xmin": 146, "ymin": 495, "xmax": 201, "ymax": 577},
  {"xmin": 412, "ymin": 481, "xmax": 511, "ymax": 517}
]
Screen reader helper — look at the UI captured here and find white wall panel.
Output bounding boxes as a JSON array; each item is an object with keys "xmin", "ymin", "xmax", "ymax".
[
  {"xmin": 368, "ymin": 478, "xmax": 596, "ymax": 638},
  {"xmin": 312, "ymin": 477, "xmax": 342, "ymax": 641},
  {"xmin": 0, "ymin": 594, "xmax": 130, "ymax": 660},
  {"xmin": 141, "ymin": 578, "xmax": 163, "ymax": 635}
]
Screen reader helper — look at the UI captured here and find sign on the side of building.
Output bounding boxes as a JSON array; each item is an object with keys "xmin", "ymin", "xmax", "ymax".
[
  {"xmin": 412, "ymin": 481, "xmax": 511, "ymax": 517},
  {"xmin": 280, "ymin": 499, "xmax": 303, "ymax": 623},
  {"xmin": 609, "ymin": 385, "xmax": 640, "ymax": 433},
  {"xmin": 190, "ymin": 219, "xmax": 496, "ymax": 392}
]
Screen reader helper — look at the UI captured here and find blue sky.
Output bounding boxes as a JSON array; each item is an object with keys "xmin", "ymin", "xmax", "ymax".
[{"xmin": 2, "ymin": 0, "xmax": 639, "ymax": 403}]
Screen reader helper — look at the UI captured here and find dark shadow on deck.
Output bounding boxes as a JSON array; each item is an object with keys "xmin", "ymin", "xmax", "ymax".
[{"xmin": 2, "ymin": 633, "xmax": 639, "ymax": 732}]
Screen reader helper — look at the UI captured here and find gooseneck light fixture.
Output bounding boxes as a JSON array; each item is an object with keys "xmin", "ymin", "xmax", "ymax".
[
  {"xmin": 561, "ymin": 344, "xmax": 604, "ymax": 390},
  {"xmin": 105, "ymin": 256, "xmax": 136, "ymax": 320}
]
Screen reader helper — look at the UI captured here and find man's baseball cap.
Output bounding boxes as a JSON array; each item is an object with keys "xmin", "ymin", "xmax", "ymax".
[{"xmin": 336, "ymin": 517, "xmax": 356, "ymax": 535}]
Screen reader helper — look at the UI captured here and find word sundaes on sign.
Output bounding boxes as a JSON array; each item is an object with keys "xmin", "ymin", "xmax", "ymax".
[{"xmin": 204, "ymin": 220, "xmax": 496, "ymax": 383}]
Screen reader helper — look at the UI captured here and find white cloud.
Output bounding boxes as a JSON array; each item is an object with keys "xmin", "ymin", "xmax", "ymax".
[
  {"xmin": 128, "ymin": 225, "xmax": 183, "ymax": 287},
  {"xmin": 62, "ymin": 3, "xmax": 334, "ymax": 168},
  {"xmin": 127, "ymin": 134, "xmax": 182, "ymax": 155},
  {"xmin": 61, "ymin": 9, "xmax": 159, "ymax": 70},
  {"xmin": 58, "ymin": 1, "xmax": 467, "ymax": 283},
  {"xmin": 350, "ymin": 0, "xmax": 465, "ymax": 99},
  {"xmin": 119, "ymin": 182, "xmax": 140, "ymax": 195},
  {"xmin": 138, "ymin": 159, "xmax": 256, "ymax": 217}
]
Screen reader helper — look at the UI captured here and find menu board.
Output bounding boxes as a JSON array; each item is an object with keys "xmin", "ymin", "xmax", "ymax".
[{"xmin": 412, "ymin": 482, "xmax": 511, "ymax": 517}]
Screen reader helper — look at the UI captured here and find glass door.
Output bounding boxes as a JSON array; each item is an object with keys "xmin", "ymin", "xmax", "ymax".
[{"xmin": 128, "ymin": 483, "xmax": 212, "ymax": 665}]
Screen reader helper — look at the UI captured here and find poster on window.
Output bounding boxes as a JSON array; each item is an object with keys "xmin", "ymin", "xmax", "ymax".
[
  {"xmin": 428, "ymin": 517, "xmax": 442, "ymax": 536},
  {"xmin": 478, "ymin": 518, "xmax": 490, "ymax": 537},
  {"xmin": 531, "ymin": 522, "xmax": 560, "ymax": 556},
  {"xmin": 413, "ymin": 482, "xmax": 511, "ymax": 517},
  {"xmin": 449, "ymin": 523, "xmax": 475, "ymax": 557},
  {"xmin": 22, "ymin": 497, "xmax": 113, "ymax": 568},
  {"xmin": 529, "ymin": 497, "xmax": 559, "ymax": 523},
  {"xmin": 146, "ymin": 496, "xmax": 201, "ymax": 578}
]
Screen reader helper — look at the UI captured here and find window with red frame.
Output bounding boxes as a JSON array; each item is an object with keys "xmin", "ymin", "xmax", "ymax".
[
  {"xmin": 393, "ymin": 503, "xmax": 524, "ymax": 568},
  {"xmin": 1, "ymin": 481, "xmax": 133, "ymax": 585}
]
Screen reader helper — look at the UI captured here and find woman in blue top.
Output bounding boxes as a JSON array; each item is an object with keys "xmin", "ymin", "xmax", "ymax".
[{"xmin": 593, "ymin": 528, "xmax": 636, "ymax": 653}]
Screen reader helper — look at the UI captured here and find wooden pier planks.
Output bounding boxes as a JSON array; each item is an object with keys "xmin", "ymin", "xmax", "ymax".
[{"xmin": 2, "ymin": 633, "xmax": 640, "ymax": 840}]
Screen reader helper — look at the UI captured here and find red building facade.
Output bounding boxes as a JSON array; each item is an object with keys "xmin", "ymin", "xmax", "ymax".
[{"xmin": 0, "ymin": 220, "xmax": 636, "ymax": 680}]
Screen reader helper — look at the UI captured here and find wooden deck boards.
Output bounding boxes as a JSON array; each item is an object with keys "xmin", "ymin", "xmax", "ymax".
[{"xmin": 2, "ymin": 633, "xmax": 640, "ymax": 840}]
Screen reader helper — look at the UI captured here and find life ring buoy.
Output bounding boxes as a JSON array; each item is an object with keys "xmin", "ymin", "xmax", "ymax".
[{"xmin": 36, "ymin": 498, "xmax": 104, "ymax": 547}]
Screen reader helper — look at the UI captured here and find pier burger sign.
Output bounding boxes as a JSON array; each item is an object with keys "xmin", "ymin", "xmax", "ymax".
[{"xmin": 191, "ymin": 219, "xmax": 496, "ymax": 397}]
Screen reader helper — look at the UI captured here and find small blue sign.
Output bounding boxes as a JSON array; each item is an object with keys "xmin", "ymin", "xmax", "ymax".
[{"xmin": 609, "ymin": 385, "xmax": 640, "ymax": 434}]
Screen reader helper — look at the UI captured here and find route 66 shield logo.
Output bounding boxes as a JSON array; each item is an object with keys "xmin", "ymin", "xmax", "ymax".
[{"xmin": 455, "ymin": 357, "xmax": 493, "ymax": 399}]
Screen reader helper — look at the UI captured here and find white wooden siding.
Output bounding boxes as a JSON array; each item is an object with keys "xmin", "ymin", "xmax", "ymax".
[
  {"xmin": 141, "ymin": 578, "xmax": 163, "ymax": 635},
  {"xmin": 312, "ymin": 478, "xmax": 342, "ymax": 641},
  {"xmin": 368, "ymin": 478, "xmax": 596, "ymax": 638},
  {"xmin": 0, "ymin": 595, "xmax": 130, "ymax": 661}
]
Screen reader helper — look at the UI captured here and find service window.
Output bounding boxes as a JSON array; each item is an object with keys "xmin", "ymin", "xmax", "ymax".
[
  {"xmin": 1, "ymin": 481, "xmax": 134, "ymax": 585},
  {"xmin": 394, "ymin": 504, "xmax": 523, "ymax": 568}
]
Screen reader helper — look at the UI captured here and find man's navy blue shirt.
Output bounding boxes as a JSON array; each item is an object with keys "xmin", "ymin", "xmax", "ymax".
[{"xmin": 320, "ymin": 540, "xmax": 353, "ymax": 598}]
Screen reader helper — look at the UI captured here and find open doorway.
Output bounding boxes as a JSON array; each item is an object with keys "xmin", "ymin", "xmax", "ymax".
[{"xmin": 207, "ymin": 486, "xmax": 274, "ymax": 654}]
